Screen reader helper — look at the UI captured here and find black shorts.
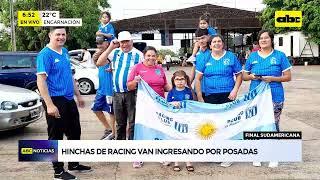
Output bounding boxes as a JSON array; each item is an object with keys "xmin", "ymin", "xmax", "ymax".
[{"xmin": 204, "ymin": 92, "xmax": 232, "ymax": 104}]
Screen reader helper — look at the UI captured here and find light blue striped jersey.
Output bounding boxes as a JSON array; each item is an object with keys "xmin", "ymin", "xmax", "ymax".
[
  {"xmin": 196, "ymin": 51, "xmax": 242, "ymax": 95},
  {"xmin": 98, "ymin": 23, "xmax": 115, "ymax": 42},
  {"xmin": 244, "ymin": 50, "xmax": 292, "ymax": 103},
  {"xmin": 194, "ymin": 48, "xmax": 211, "ymax": 93},
  {"xmin": 36, "ymin": 47, "xmax": 74, "ymax": 100},
  {"xmin": 97, "ymin": 64, "xmax": 113, "ymax": 96},
  {"xmin": 108, "ymin": 48, "xmax": 143, "ymax": 92}
]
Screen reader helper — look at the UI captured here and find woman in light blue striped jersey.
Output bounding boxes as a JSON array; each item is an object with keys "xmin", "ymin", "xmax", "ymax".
[
  {"xmin": 195, "ymin": 34, "xmax": 243, "ymax": 168},
  {"xmin": 243, "ymin": 29, "xmax": 292, "ymax": 168}
]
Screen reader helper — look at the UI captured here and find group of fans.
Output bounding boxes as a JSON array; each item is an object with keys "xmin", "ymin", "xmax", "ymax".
[{"xmin": 36, "ymin": 10, "xmax": 292, "ymax": 180}]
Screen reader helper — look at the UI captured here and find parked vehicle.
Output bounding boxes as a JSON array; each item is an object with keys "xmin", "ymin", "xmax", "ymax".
[
  {"xmin": 70, "ymin": 58, "xmax": 99, "ymax": 95},
  {"xmin": 69, "ymin": 49, "xmax": 97, "ymax": 62},
  {"xmin": 157, "ymin": 55, "xmax": 163, "ymax": 64},
  {"xmin": 0, "ymin": 51, "xmax": 98, "ymax": 95},
  {"xmin": 0, "ymin": 52, "xmax": 38, "ymax": 92},
  {"xmin": 0, "ymin": 84, "xmax": 44, "ymax": 131},
  {"xmin": 171, "ymin": 56, "xmax": 182, "ymax": 64},
  {"xmin": 274, "ymin": 31, "xmax": 320, "ymax": 64},
  {"xmin": 69, "ymin": 43, "xmax": 147, "ymax": 62}
]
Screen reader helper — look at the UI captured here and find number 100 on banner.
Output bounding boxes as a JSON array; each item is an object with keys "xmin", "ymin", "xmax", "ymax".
[{"xmin": 17, "ymin": 11, "xmax": 82, "ymax": 27}]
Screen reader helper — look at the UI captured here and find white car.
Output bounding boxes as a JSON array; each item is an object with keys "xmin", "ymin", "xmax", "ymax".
[
  {"xmin": 69, "ymin": 48, "xmax": 97, "ymax": 62},
  {"xmin": 0, "ymin": 84, "xmax": 44, "ymax": 131},
  {"xmin": 171, "ymin": 56, "xmax": 182, "ymax": 64},
  {"xmin": 70, "ymin": 59, "xmax": 99, "ymax": 95}
]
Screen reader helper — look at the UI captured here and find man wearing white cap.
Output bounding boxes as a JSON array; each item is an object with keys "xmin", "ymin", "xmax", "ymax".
[{"xmin": 97, "ymin": 31, "xmax": 143, "ymax": 140}]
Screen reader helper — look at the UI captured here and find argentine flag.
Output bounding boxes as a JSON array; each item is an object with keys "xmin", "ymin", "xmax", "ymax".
[{"xmin": 134, "ymin": 80, "xmax": 276, "ymax": 140}]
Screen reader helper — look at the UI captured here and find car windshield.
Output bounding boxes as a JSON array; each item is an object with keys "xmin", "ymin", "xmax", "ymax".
[
  {"xmin": 1, "ymin": 55, "xmax": 35, "ymax": 69},
  {"xmin": 70, "ymin": 58, "xmax": 85, "ymax": 68}
]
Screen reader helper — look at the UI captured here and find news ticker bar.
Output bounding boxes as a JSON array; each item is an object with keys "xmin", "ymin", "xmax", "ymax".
[
  {"xmin": 17, "ymin": 11, "xmax": 82, "ymax": 27},
  {"xmin": 19, "ymin": 140, "xmax": 301, "ymax": 162},
  {"xmin": 243, "ymin": 131, "xmax": 302, "ymax": 140}
]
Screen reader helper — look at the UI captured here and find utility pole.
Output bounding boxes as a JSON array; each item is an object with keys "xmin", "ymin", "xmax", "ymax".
[{"xmin": 10, "ymin": 0, "xmax": 16, "ymax": 51}]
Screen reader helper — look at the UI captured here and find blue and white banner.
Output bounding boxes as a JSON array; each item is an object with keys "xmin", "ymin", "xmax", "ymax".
[{"xmin": 134, "ymin": 80, "xmax": 276, "ymax": 140}]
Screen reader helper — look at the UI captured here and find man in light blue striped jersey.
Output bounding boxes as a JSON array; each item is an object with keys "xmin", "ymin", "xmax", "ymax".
[{"xmin": 97, "ymin": 31, "xmax": 143, "ymax": 140}]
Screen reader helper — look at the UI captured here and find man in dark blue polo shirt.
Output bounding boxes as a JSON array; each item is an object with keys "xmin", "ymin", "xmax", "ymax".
[{"xmin": 37, "ymin": 27, "xmax": 91, "ymax": 180}]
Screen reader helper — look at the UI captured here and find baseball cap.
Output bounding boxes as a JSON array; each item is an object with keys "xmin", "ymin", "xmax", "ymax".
[
  {"xmin": 118, "ymin": 31, "xmax": 132, "ymax": 41},
  {"xmin": 195, "ymin": 28, "xmax": 208, "ymax": 37}
]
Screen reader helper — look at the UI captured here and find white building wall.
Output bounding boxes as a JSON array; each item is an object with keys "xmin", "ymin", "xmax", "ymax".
[{"xmin": 274, "ymin": 31, "xmax": 319, "ymax": 58}]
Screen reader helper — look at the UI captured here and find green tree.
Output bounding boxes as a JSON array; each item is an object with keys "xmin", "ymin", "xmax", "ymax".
[
  {"xmin": 158, "ymin": 49, "xmax": 177, "ymax": 58},
  {"xmin": 0, "ymin": 29, "xmax": 11, "ymax": 51},
  {"xmin": 178, "ymin": 47, "xmax": 192, "ymax": 56},
  {"xmin": 260, "ymin": 0, "xmax": 320, "ymax": 44},
  {"xmin": 0, "ymin": 0, "xmax": 110, "ymax": 51}
]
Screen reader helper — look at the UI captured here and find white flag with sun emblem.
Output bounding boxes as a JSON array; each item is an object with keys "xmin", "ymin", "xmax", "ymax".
[{"xmin": 134, "ymin": 80, "xmax": 276, "ymax": 140}]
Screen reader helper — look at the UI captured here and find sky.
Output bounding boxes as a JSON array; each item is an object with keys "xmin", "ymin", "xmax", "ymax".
[{"xmin": 107, "ymin": 0, "xmax": 266, "ymax": 21}]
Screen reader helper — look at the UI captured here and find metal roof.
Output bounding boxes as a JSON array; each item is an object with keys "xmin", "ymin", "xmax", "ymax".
[{"xmin": 113, "ymin": 3, "xmax": 262, "ymax": 33}]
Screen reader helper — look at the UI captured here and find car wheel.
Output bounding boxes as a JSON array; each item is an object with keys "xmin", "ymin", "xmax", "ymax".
[{"xmin": 78, "ymin": 78, "xmax": 94, "ymax": 95}]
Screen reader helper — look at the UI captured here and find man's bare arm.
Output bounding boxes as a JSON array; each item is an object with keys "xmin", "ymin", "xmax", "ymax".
[
  {"xmin": 92, "ymin": 48, "xmax": 105, "ymax": 65},
  {"xmin": 73, "ymin": 78, "xmax": 85, "ymax": 108},
  {"xmin": 96, "ymin": 41, "xmax": 118, "ymax": 66},
  {"xmin": 37, "ymin": 74, "xmax": 60, "ymax": 117}
]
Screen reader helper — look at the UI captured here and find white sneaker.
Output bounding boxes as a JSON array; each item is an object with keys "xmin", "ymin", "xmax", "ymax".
[
  {"xmin": 268, "ymin": 161, "xmax": 279, "ymax": 168},
  {"xmin": 186, "ymin": 56, "xmax": 196, "ymax": 62},
  {"xmin": 132, "ymin": 162, "xmax": 143, "ymax": 168},
  {"xmin": 220, "ymin": 162, "xmax": 233, "ymax": 167},
  {"xmin": 253, "ymin": 162, "xmax": 261, "ymax": 167}
]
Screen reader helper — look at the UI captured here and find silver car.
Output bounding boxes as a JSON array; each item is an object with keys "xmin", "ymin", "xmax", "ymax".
[{"xmin": 0, "ymin": 84, "xmax": 44, "ymax": 131}]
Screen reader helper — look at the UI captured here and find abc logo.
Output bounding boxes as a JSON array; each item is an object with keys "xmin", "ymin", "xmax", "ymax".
[
  {"xmin": 276, "ymin": 15, "xmax": 300, "ymax": 23},
  {"xmin": 275, "ymin": 11, "xmax": 302, "ymax": 27},
  {"xmin": 21, "ymin": 148, "xmax": 33, "ymax": 154}
]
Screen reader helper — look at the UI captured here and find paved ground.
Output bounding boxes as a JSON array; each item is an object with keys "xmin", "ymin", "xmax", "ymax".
[{"xmin": 0, "ymin": 65, "xmax": 319, "ymax": 180}]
